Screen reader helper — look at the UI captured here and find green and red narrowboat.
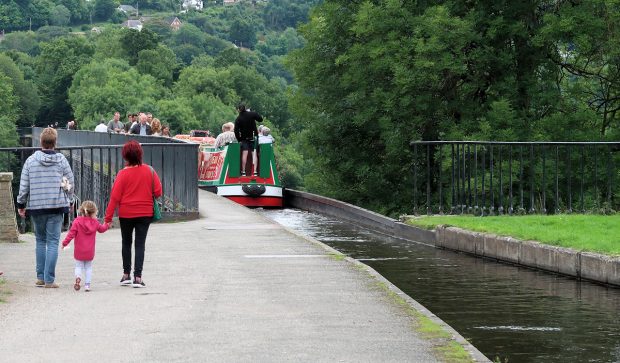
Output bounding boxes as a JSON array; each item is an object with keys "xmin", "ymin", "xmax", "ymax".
[{"xmin": 197, "ymin": 142, "xmax": 283, "ymax": 207}]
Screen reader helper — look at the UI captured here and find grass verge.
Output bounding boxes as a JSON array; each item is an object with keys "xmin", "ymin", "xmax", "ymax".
[
  {"xmin": 407, "ymin": 214, "xmax": 620, "ymax": 255},
  {"xmin": 376, "ymin": 280, "xmax": 474, "ymax": 363},
  {"xmin": 0, "ymin": 278, "xmax": 10, "ymax": 303}
]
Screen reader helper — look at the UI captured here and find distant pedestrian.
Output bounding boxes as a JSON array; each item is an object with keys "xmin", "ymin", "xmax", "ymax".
[
  {"xmin": 234, "ymin": 104, "xmax": 262, "ymax": 176},
  {"xmin": 105, "ymin": 141, "xmax": 162, "ymax": 288},
  {"xmin": 17, "ymin": 128, "xmax": 75, "ymax": 288},
  {"xmin": 94, "ymin": 119, "xmax": 108, "ymax": 133},
  {"xmin": 129, "ymin": 113, "xmax": 152, "ymax": 135},
  {"xmin": 107, "ymin": 112, "xmax": 124, "ymax": 133},
  {"xmin": 214, "ymin": 122, "xmax": 236, "ymax": 148},
  {"xmin": 151, "ymin": 118, "xmax": 162, "ymax": 136},
  {"xmin": 258, "ymin": 127, "xmax": 274, "ymax": 145},
  {"xmin": 62, "ymin": 201, "xmax": 109, "ymax": 292},
  {"xmin": 161, "ymin": 125, "xmax": 171, "ymax": 137}
]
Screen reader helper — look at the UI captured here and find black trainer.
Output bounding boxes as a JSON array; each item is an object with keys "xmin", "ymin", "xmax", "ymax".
[
  {"xmin": 120, "ymin": 275, "xmax": 132, "ymax": 286},
  {"xmin": 132, "ymin": 279, "xmax": 146, "ymax": 288}
]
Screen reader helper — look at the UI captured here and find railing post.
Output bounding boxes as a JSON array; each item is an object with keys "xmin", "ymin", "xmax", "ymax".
[
  {"xmin": 567, "ymin": 146, "xmax": 572, "ymax": 213},
  {"xmin": 509, "ymin": 144, "xmax": 513, "ymax": 215},
  {"xmin": 489, "ymin": 145, "xmax": 494, "ymax": 215},
  {"xmin": 474, "ymin": 144, "xmax": 478, "ymax": 215},
  {"xmin": 580, "ymin": 145, "xmax": 585, "ymax": 213},
  {"xmin": 426, "ymin": 144, "xmax": 431, "ymax": 215},
  {"xmin": 438, "ymin": 145, "xmax": 443, "ymax": 215},
  {"xmin": 519, "ymin": 145, "xmax": 524, "ymax": 213},
  {"xmin": 413, "ymin": 143, "xmax": 418, "ymax": 214},
  {"xmin": 542, "ymin": 145, "xmax": 547, "ymax": 214},
  {"xmin": 481, "ymin": 145, "xmax": 486, "ymax": 216},
  {"xmin": 529, "ymin": 144, "xmax": 535, "ymax": 214},
  {"xmin": 451, "ymin": 143, "xmax": 455, "ymax": 214},
  {"xmin": 555, "ymin": 145, "xmax": 559, "ymax": 214},
  {"xmin": 498, "ymin": 144, "xmax": 504, "ymax": 215}
]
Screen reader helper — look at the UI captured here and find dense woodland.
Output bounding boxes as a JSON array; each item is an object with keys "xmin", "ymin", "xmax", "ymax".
[{"xmin": 1, "ymin": 0, "xmax": 620, "ymax": 216}]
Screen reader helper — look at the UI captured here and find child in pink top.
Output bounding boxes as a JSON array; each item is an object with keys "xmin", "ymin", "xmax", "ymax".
[{"xmin": 62, "ymin": 201, "xmax": 110, "ymax": 291}]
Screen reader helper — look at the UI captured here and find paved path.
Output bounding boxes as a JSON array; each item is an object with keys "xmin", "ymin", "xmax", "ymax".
[{"xmin": 0, "ymin": 191, "xmax": 439, "ymax": 362}]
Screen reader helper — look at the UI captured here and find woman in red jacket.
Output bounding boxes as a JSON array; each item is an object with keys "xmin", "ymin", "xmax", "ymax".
[{"xmin": 105, "ymin": 141, "xmax": 162, "ymax": 288}]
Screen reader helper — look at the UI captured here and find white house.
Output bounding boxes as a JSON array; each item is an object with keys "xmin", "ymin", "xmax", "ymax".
[
  {"xmin": 122, "ymin": 20, "xmax": 143, "ymax": 31},
  {"xmin": 182, "ymin": 0, "xmax": 203, "ymax": 10},
  {"xmin": 118, "ymin": 5, "xmax": 137, "ymax": 14}
]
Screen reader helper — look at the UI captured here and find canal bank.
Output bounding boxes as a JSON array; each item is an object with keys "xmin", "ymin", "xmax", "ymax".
[
  {"xmin": 0, "ymin": 190, "xmax": 485, "ymax": 362},
  {"xmin": 285, "ymin": 189, "xmax": 620, "ymax": 287}
]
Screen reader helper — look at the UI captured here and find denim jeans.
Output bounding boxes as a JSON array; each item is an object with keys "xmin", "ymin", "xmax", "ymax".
[{"xmin": 31, "ymin": 213, "xmax": 63, "ymax": 284}]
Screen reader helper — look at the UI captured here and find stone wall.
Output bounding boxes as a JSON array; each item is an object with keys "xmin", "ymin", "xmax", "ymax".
[{"xmin": 0, "ymin": 173, "xmax": 18, "ymax": 243}]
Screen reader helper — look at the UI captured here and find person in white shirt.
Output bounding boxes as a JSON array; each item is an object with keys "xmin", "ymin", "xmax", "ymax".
[
  {"xmin": 258, "ymin": 127, "xmax": 274, "ymax": 144},
  {"xmin": 214, "ymin": 122, "xmax": 237, "ymax": 148},
  {"xmin": 94, "ymin": 120, "xmax": 108, "ymax": 133}
]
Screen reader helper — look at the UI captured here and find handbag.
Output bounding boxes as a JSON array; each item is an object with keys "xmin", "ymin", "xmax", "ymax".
[{"xmin": 150, "ymin": 166, "xmax": 162, "ymax": 221}]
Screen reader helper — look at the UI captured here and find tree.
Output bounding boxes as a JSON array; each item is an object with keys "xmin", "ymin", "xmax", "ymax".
[
  {"xmin": 155, "ymin": 97, "xmax": 201, "ymax": 134},
  {"xmin": 136, "ymin": 45, "xmax": 178, "ymax": 87},
  {"xmin": 229, "ymin": 17, "xmax": 257, "ymax": 48},
  {"xmin": 0, "ymin": 75, "xmax": 20, "ymax": 147},
  {"xmin": 0, "ymin": 31, "xmax": 39, "ymax": 56},
  {"xmin": 36, "ymin": 36, "xmax": 94, "ymax": 126},
  {"xmin": 119, "ymin": 28, "xmax": 160, "ymax": 66},
  {"xmin": 0, "ymin": 54, "xmax": 41, "ymax": 127},
  {"xmin": 68, "ymin": 58, "xmax": 168, "ymax": 129},
  {"xmin": 50, "ymin": 4, "xmax": 71, "ymax": 26},
  {"xmin": 93, "ymin": 0, "xmax": 116, "ymax": 22}
]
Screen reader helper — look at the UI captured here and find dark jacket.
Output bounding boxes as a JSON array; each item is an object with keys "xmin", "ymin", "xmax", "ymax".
[
  {"xmin": 130, "ymin": 123, "xmax": 152, "ymax": 136},
  {"xmin": 234, "ymin": 111, "xmax": 262, "ymax": 142}
]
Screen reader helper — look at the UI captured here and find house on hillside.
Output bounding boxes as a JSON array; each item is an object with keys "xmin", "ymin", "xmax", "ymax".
[
  {"xmin": 122, "ymin": 20, "xmax": 143, "ymax": 31},
  {"xmin": 117, "ymin": 5, "xmax": 137, "ymax": 14},
  {"xmin": 164, "ymin": 17, "xmax": 182, "ymax": 31},
  {"xmin": 139, "ymin": 16, "xmax": 154, "ymax": 23},
  {"xmin": 183, "ymin": 0, "xmax": 203, "ymax": 11}
]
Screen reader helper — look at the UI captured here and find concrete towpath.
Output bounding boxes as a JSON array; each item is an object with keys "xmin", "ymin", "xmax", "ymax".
[{"xmin": 0, "ymin": 191, "xmax": 444, "ymax": 362}]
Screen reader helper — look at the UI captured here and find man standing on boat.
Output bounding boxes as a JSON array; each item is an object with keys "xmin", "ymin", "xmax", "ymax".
[{"xmin": 234, "ymin": 104, "xmax": 262, "ymax": 176}]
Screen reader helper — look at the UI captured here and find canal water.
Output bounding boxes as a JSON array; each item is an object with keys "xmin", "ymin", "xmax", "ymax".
[{"xmin": 261, "ymin": 209, "xmax": 620, "ymax": 363}]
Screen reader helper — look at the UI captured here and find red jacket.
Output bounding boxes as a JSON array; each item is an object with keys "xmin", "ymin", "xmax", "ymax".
[
  {"xmin": 105, "ymin": 164, "xmax": 163, "ymax": 223},
  {"xmin": 62, "ymin": 216, "xmax": 109, "ymax": 261}
]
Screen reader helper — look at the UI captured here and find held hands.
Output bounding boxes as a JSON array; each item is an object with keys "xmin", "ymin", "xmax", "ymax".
[{"xmin": 18, "ymin": 209, "xmax": 26, "ymax": 218}]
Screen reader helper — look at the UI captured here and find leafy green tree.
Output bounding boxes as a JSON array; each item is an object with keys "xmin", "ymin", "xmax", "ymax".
[
  {"xmin": 155, "ymin": 97, "xmax": 201, "ymax": 134},
  {"xmin": 120, "ymin": 28, "xmax": 160, "ymax": 65},
  {"xmin": 136, "ymin": 45, "xmax": 177, "ymax": 87},
  {"xmin": 0, "ymin": 54, "xmax": 41, "ymax": 127},
  {"xmin": 229, "ymin": 17, "xmax": 257, "ymax": 48},
  {"xmin": 36, "ymin": 36, "xmax": 94, "ymax": 126},
  {"xmin": 68, "ymin": 58, "xmax": 168, "ymax": 129},
  {"xmin": 172, "ymin": 23, "xmax": 206, "ymax": 49},
  {"xmin": 0, "ymin": 32, "xmax": 39, "ymax": 56},
  {"xmin": 35, "ymin": 26, "xmax": 70, "ymax": 42},
  {"xmin": 256, "ymin": 28, "xmax": 304, "ymax": 57},
  {"xmin": 93, "ymin": 0, "xmax": 116, "ymax": 22},
  {"xmin": 50, "ymin": 5, "xmax": 71, "ymax": 26},
  {"xmin": 0, "ymin": 75, "xmax": 20, "ymax": 146}
]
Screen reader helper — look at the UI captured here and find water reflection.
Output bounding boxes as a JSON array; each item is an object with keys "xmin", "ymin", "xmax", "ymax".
[{"xmin": 262, "ymin": 209, "xmax": 620, "ymax": 363}]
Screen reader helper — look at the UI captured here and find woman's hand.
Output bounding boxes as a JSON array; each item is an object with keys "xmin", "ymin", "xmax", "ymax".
[{"xmin": 18, "ymin": 209, "xmax": 25, "ymax": 218}]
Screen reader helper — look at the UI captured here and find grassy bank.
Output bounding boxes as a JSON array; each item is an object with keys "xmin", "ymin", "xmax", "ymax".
[
  {"xmin": 0, "ymin": 278, "xmax": 10, "ymax": 303},
  {"xmin": 407, "ymin": 214, "xmax": 620, "ymax": 255}
]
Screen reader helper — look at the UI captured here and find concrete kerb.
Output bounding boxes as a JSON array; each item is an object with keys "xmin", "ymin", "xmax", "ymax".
[{"xmin": 255, "ymin": 210, "xmax": 489, "ymax": 363}]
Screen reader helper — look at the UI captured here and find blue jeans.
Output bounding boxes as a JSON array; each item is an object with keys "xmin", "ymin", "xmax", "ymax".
[{"xmin": 31, "ymin": 213, "xmax": 63, "ymax": 284}]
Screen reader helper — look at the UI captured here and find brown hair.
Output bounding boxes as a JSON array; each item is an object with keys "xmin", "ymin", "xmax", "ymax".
[
  {"xmin": 79, "ymin": 200, "xmax": 98, "ymax": 217},
  {"xmin": 151, "ymin": 118, "xmax": 161, "ymax": 134},
  {"xmin": 40, "ymin": 127, "xmax": 57, "ymax": 149}
]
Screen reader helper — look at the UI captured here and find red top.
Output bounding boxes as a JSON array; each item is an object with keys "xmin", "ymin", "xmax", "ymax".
[
  {"xmin": 62, "ymin": 216, "xmax": 109, "ymax": 261},
  {"xmin": 105, "ymin": 164, "xmax": 163, "ymax": 223}
]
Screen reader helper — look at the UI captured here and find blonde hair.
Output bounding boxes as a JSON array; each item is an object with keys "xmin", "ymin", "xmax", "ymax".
[
  {"xmin": 40, "ymin": 128, "xmax": 58, "ymax": 149},
  {"xmin": 222, "ymin": 122, "xmax": 234, "ymax": 132},
  {"xmin": 79, "ymin": 200, "xmax": 98, "ymax": 217},
  {"xmin": 151, "ymin": 118, "xmax": 162, "ymax": 134}
]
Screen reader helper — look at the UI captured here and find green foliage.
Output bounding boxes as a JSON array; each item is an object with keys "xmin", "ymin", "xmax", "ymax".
[
  {"xmin": 136, "ymin": 45, "xmax": 177, "ymax": 87},
  {"xmin": 93, "ymin": 0, "xmax": 116, "ymax": 22},
  {"xmin": 155, "ymin": 97, "xmax": 200, "ymax": 133},
  {"xmin": 0, "ymin": 32, "xmax": 40, "ymax": 56},
  {"xmin": 68, "ymin": 58, "xmax": 167, "ymax": 128},
  {"xmin": 0, "ymin": 53, "xmax": 41, "ymax": 127},
  {"xmin": 50, "ymin": 5, "xmax": 72, "ymax": 26},
  {"xmin": 119, "ymin": 28, "xmax": 160, "ymax": 65},
  {"xmin": 0, "ymin": 74, "xmax": 21, "ymax": 146},
  {"xmin": 36, "ymin": 36, "xmax": 94, "ymax": 126}
]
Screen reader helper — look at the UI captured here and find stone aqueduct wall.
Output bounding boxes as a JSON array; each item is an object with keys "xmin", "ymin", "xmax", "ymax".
[{"xmin": 285, "ymin": 189, "xmax": 620, "ymax": 288}]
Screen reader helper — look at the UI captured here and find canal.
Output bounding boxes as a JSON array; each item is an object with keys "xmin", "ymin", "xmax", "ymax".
[{"xmin": 261, "ymin": 209, "xmax": 620, "ymax": 363}]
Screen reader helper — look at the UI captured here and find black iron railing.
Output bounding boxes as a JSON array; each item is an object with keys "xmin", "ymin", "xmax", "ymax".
[
  {"xmin": 12, "ymin": 128, "xmax": 199, "ymax": 231},
  {"xmin": 410, "ymin": 141, "xmax": 620, "ymax": 215}
]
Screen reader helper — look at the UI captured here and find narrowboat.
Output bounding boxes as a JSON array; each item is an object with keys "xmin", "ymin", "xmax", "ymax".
[{"xmin": 197, "ymin": 142, "xmax": 283, "ymax": 208}]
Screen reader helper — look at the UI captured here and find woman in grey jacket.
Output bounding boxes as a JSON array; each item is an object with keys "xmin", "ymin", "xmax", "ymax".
[{"xmin": 17, "ymin": 128, "xmax": 74, "ymax": 288}]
